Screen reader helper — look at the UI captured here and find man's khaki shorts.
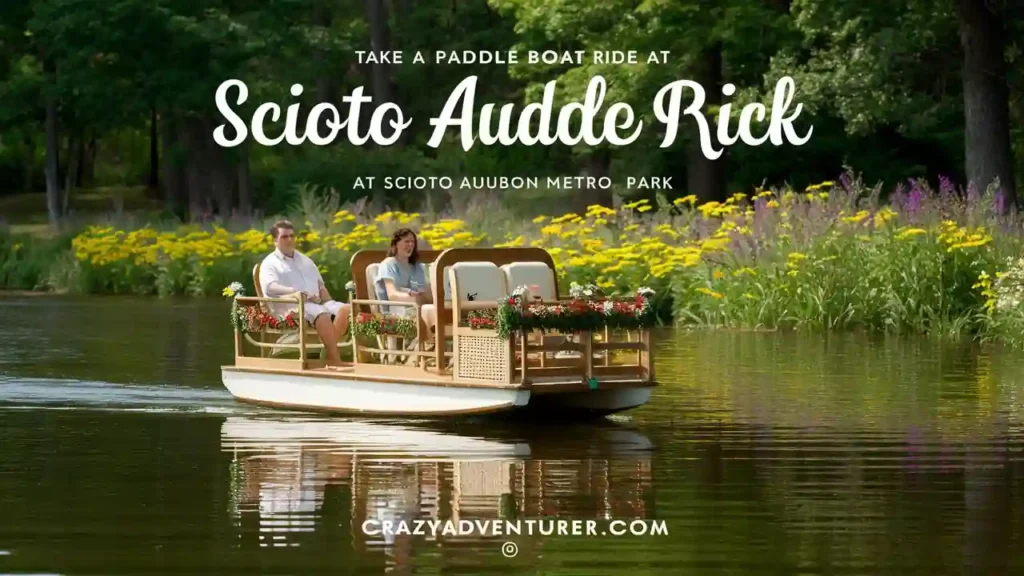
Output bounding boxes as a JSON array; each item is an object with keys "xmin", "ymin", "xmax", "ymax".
[{"xmin": 303, "ymin": 300, "xmax": 346, "ymax": 324}]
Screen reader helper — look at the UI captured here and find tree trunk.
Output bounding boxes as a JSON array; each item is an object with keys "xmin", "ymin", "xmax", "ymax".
[
  {"xmin": 365, "ymin": 0, "xmax": 400, "ymax": 142},
  {"xmin": 365, "ymin": 0, "xmax": 392, "ymax": 102},
  {"xmin": 686, "ymin": 42, "xmax": 726, "ymax": 203},
  {"xmin": 22, "ymin": 131, "xmax": 34, "ymax": 194},
  {"xmin": 237, "ymin": 140, "xmax": 252, "ymax": 216},
  {"xmin": 209, "ymin": 120, "xmax": 234, "ymax": 217},
  {"xmin": 161, "ymin": 113, "xmax": 187, "ymax": 220},
  {"xmin": 313, "ymin": 0, "xmax": 337, "ymax": 139},
  {"xmin": 63, "ymin": 133, "xmax": 81, "ymax": 216},
  {"xmin": 955, "ymin": 0, "xmax": 1016, "ymax": 211},
  {"xmin": 148, "ymin": 106, "xmax": 160, "ymax": 193},
  {"xmin": 44, "ymin": 78, "xmax": 62, "ymax": 228},
  {"xmin": 183, "ymin": 118, "xmax": 211, "ymax": 220},
  {"xmin": 75, "ymin": 131, "xmax": 86, "ymax": 189},
  {"xmin": 81, "ymin": 136, "xmax": 96, "ymax": 188}
]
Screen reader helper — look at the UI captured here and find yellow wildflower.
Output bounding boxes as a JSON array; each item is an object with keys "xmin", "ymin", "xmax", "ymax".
[{"xmin": 696, "ymin": 287, "xmax": 724, "ymax": 299}]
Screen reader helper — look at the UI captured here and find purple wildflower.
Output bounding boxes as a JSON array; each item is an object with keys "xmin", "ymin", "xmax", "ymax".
[
  {"xmin": 839, "ymin": 172, "xmax": 852, "ymax": 192},
  {"xmin": 939, "ymin": 175, "xmax": 955, "ymax": 198},
  {"xmin": 908, "ymin": 179, "xmax": 923, "ymax": 215}
]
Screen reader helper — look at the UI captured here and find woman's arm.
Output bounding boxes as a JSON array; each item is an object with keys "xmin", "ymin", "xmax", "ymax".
[{"xmin": 383, "ymin": 279, "xmax": 424, "ymax": 303}]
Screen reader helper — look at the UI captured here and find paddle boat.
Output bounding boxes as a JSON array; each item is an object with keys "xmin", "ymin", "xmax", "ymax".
[{"xmin": 220, "ymin": 247, "xmax": 658, "ymax": 417}]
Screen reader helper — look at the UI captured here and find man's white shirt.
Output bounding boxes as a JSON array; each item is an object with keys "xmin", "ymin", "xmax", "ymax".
[{"xmin": 259, "ymin": 248, "xmax": 324, "ymax": 318}]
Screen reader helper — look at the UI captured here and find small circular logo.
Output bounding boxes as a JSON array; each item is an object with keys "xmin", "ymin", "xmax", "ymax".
[{"xmin": 501, "ymin": 541, "xmax": 518, "ymax": 558}]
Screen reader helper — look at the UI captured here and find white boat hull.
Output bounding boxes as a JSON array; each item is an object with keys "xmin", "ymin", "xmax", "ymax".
[
  {"xmin": 222, "ymin": 368, "xmax": 530, "ymax": 416},
  {"xmin": 523, "ymin": 386, "xmax": 654, "ymax": 416}
]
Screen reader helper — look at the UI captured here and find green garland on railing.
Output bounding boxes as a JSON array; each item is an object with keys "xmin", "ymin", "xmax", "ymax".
[
  {"xmin": 488, "ymin": 285, "xmax": 658, "ymax": 340},
  {"xmin": 224, "ymin": 282, "xmax": 301, "ymax": 334},
  {"xmin": 352, "ymin": 312, "xmax": 417, "ymax": 340}
]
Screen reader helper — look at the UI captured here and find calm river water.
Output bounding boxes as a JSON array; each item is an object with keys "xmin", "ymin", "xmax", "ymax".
[{"xmin": 2, "ymin": 294, "xmax": 1024, "ymax": 575}]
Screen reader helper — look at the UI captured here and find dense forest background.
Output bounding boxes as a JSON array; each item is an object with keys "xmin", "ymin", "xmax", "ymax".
[{"xmin": 0, "ymin": 0, "xmax": 1021, "ymax": 227}]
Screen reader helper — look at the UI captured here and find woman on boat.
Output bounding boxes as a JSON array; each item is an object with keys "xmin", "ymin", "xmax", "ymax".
[{"xmin": 375, "ymin": 228, "xmax": 436, "ymax": 330}]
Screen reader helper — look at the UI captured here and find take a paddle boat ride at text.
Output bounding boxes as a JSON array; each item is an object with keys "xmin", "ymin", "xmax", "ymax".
[{"xmin": 220, "ymin": 247, "xmax": 658, "ymax": 417}]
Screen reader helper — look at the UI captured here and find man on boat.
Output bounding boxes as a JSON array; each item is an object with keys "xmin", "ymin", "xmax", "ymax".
[{"xmin": 259, "ymin": 220, "xmax": 350, "ymax": 368}]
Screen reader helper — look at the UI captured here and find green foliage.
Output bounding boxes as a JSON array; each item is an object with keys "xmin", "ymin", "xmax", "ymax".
[
  {"xmin": 669, "ymin": 227, "xmax": 998, "ymax": 336},
  {"xmin": 255, "ymin": 146, "xmax": 443, "ymax": 214},
  {"xmin": 352, "ymin": 312, "xmax": 417, "ymax": 339},
  {"xmin": 491, "ymin": 288, "xmax": 658, "ymax": 340},
  {"xmin": 0, "ymin": 229, "xmax": 73, "ymax": 290}
]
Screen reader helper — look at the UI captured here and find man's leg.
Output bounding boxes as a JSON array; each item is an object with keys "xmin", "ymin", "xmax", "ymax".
[
  {"xmin": 313, "ymin": 313, "xmax": 344, "ymax": 367},
  {"xmin": 332, "ymin": 303, "xmax": 350, "ymax": 342}
]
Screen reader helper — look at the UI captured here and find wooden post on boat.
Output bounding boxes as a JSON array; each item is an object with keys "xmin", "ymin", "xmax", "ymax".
[
  {"xmin": 510, "ymin": 332, "xmax": 520, "ymax": 384},
  {"xmin": 640, "ymin": 329, "xmax": 653, "ymax": 382},
  {"xmin": 233, "ymin": 327, "xmax": 243, "ymax": 364},
  {"xmin": 298, "ymin": 293, "xmax": 306, "ymax": 370},
  {"xmin": 582, "ymin": 330, "xmax": 593, "ymax": 381},
  {"xmin": 519, "ymin": 330, "xmax": 531, "ymax": 385},
  {"xmin": 350, "ymin": 300, "xmax": 361, "ymax": 364},
  {"xmin": 602, "ymin": 326, "xmax": 610, "ymax": 367}
]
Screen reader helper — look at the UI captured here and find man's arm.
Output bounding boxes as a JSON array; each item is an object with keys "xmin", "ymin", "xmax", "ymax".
[
  {"xmin": 318, "ymin": 278, "xmax": 331, "ymax": 303},
  {"xmin": 266, "ymin": 282, "xmax": 299, "ymax": 296},
  {"xmin": 259, "ymin": 262, "xmax": 299, "ymax": 297}
]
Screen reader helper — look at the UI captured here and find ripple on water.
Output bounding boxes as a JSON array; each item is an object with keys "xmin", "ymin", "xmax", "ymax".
[{"xmin": 1, "ymin": 299, "xmax": 1024, "ymax": 573}]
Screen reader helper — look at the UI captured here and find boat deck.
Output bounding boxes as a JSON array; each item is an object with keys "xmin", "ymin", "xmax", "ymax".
[{"xmin": 221, "ymin": 362, "xmax": 655, "ymax": 395}]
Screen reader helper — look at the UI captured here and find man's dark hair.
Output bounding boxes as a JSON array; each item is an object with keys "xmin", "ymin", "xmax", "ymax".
[
  {"xmin": 270, "ymin": 220, "xmax": 295, "ymax": 240},
  {"xmin": 387, "ymin": 228, "xmax": 420, "ymax": 265}
]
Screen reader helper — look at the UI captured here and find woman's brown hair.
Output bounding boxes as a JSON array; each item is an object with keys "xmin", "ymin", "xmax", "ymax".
[{"xmin": 387, "ymin": 228, "xmax": 420, "ymax": 265}]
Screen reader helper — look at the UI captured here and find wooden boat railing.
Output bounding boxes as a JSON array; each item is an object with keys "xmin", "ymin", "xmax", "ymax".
[
  {"xmin": 232, "ymin": 293, "xmax": 325, "ymax": 371},
  {"xmin": 231, "ymin": 247, "xmax": 655, "ymax": 388},
  {"xmin": 444, "ymin": 290, "xmax": 654, "ymax": 387},
  {"xmin": 346, "ymin": 297, "xmax": 432, "ymax": 365}
]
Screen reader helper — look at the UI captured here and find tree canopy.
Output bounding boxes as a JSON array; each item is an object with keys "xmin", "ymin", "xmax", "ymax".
[{"xmin": 0, "ymin": 0, "xmax": 1020, "ymax": 225}]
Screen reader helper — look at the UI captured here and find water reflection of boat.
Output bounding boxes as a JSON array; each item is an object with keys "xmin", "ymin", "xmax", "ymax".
[{"xmin": 221, "ymin": 415, "xmax": 654, "ymax": 557}]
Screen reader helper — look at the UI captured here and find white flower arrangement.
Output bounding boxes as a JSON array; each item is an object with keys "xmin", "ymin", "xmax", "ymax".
[
  {"xmin": 637, "ymin": 286, "xmax": 655, "ymax": 298},
  {"xmin": 223, "ymin": 282, "xmax": 244, "ymax": 298},
  {"xmin": 569, "ymin": 281, "xmax": 601, "ymax": 299}
]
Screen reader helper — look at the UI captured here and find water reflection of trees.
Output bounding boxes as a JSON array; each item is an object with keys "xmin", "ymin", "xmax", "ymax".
[{"xmin": 660, "ymin": 330, "xmax": 1024, "ymax": 440}]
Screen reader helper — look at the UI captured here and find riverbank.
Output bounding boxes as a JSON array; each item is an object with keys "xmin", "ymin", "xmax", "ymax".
[{"xmin": 3, "ymin": 175, "xmax": 1024, "ymax": 348}]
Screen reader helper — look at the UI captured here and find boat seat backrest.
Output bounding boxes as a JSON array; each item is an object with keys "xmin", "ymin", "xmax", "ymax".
[
  {"xmin": 448, "ymin": 262, "xmax": 506, "ymax": 303},
  {"xmin": 427, "ymin": 261, "xmax": 451, "ymax": 302},
  {"xmin": 500, "ymin": 262, "xmax": 556, "ymax": 301},
  {"xmin": 365, "ymin": 262, "xmax": 381, "ymax": 312},
  {"xmin": 252, "ymin": 262, "xmax": 270, "ymax": 314}
]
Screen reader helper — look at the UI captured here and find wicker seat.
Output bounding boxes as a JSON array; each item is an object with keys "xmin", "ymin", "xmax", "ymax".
[{"xmin": 449, "ymin": 262, "xmax": 511, "ymax": 382}]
